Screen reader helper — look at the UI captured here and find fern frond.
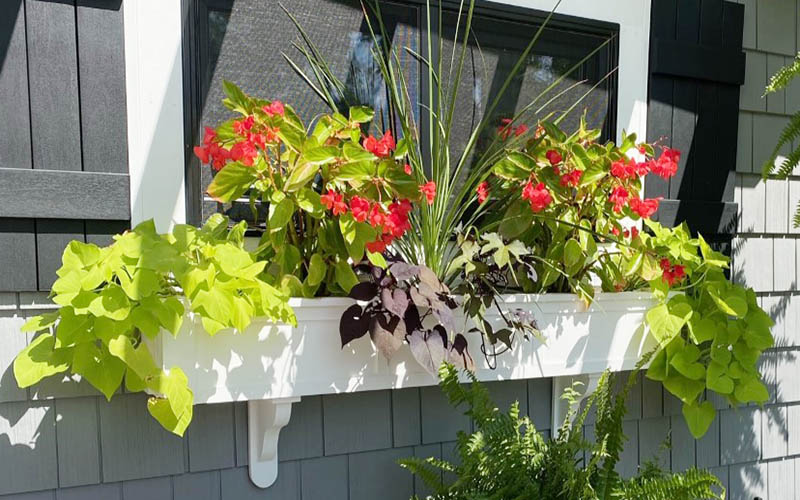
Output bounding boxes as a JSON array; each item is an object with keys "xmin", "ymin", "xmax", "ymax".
[
  {"xmin": 618, "ymin": 467, "xmax": 725, "ymax": 500},
  {"xmin": 793, "ymin": 204, "xmax": 800, "ymax": 228},
  {"xmin": 761, "ymin": 110, "xmax": 800, "ymax": 178},
  {"xmin": 398, "ymin": 457, "xmax": 448, "ymax": 496},
  {"xmin": 765, "ymin": 52, "xmax": 800, "ymax": 95}
]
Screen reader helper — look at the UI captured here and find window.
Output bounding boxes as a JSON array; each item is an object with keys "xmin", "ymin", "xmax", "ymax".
[{"xmin": 182, "ymin": 0, "xmax": 618, "ymax": 225}]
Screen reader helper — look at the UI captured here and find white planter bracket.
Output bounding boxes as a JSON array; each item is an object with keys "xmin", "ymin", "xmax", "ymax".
[
  {"xmin": 551, "ymin": 373, "xmax": 602, "ymax": 433},
  {"xmin": 248, "ymin": 397, "xmax": 301, "ymax": 488}
]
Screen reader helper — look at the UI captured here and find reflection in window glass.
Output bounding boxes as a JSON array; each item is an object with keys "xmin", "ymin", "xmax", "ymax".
[{"xmin": 440, "ymin": 9, "xmax": 613, "ymax": 164}]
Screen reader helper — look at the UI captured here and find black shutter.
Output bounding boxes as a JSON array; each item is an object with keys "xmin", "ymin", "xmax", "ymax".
[
  {"xmin": 646, "ymin": 0, "xmax": 746, "ymax": 247},
  {"xmin": 0, "ymin": 0, "xmax": 129, "ymax": 292}
]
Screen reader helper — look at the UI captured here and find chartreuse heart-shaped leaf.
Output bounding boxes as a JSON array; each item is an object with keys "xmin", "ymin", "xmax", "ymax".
[
  {"xmin": 335, "ymin": 259, "xmax": 358, "ymax": 293},
  {"xmin": 55, "ymin": 308, "xmax": 94, "ymax": 347},
  {"xmin": 663, "ymin": 373, "xmax": 705, "ymax": 404},
  {"xmin": 734, "ymin": 377, "xmax": 770, "ymax": 404},
  {"xmin": 669, "ymin": 344, "xmax": 705, "ymax": 380},
  {"xmin": 20, "ymin": 312, "xmax": 60, "ymax": 333},
  {"xmin": 682, "ymin": 400, "xmax": 716, "ymax": 438},
  {"xmin": 688, "ymin": 316, "xmax": 718, "ymax": 344},
  {"xmin": 707, "ymin": 286, "xmax": 748, "ymax": 318},
  {"xmin": 646, "ymin": 347, "xmax": 669, "ymax": 381},
  {"xmin": 706, "ymin": 360, "xmax": 734, "ymax": 395},
  {"xmin": 646, "ymin": 299, "xmax": 693, "ymax": 343},
  {"xmin": 13, "ymin": 334, "xmax": 72, "ymax": 388},
  {"xmin": 72, "ymin": 342, "xmax": 125, "ymax": 401}
]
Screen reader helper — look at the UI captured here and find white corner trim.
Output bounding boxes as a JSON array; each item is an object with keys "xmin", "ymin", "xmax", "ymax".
[
  {"xmin": 492, "ymin": 0, "xmax": 652, "ymax": 144},
  {"xmin": 123, "ymin": 0, "xmax": 187, "ymax": 231}
]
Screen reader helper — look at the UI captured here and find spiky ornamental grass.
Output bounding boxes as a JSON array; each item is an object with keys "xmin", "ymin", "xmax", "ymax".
[{"xmin": 282, "ymin": 0, "xmax": 612, "ymax": 282}]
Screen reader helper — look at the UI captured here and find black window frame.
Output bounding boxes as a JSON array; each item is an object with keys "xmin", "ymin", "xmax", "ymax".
[{"xmin": 180, "ymin": 0, "xmax": 619, "ymax": 226}]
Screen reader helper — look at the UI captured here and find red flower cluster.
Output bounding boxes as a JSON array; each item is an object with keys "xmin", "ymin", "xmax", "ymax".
[
  {"xmin": 522, "ymin": 181, "xmax": 552, "ymax": 212},
  {"xmin": 608, "ymin": 187, "xmax": 661, "ymax": 219},
  {"xmin": 660, "ymin": 258, "xmax": 686, "ymax": 286},
  {"xmin": 367, "ymin": 199, "xmax": 413, "ymax": 253},
  {"xmin": 233, "ymin": 115, "xmax": 255, "ymax": 135},
  {"xmin": 196, "ymin": 102, "xmax": 289, "ymax": 171},
  {"xmin": 419, "ymin": 181, "xmax": 436, "ymax": 205},
  {"xmin": 476, "ymin": 181, "xmax": 490, "ymax": 204},
  {"xmin": 404, "ymin": 163, "xmax": 412, "ymax": 175},
  {"xmin": 610, "ymin": 157, "xmax": 649, "ymax": 180},
  {"xmin": 193, "ymin": 127, "xmax": 230, "ymax": 171},
  {"xmin": 629, "ymin": 196, "xmax": 660, "ymax": 218},
  {"xmin": 262, "ymin": 100, "xmax": 285, "ymax": 117},
  {"xmin": 611, "ymin": 226, "xmax": 640, "ymax": 239},
  {"xmin": 546, "ymin": 150, "xmax": 562, "ymax": 166},
  {"xmin": 650, "ymin": 147, "xmax": 680, "ymax": 179},
  {"xmin": 349, "ymin": 196, "xmax": 370, "ymax": 222},
  {"xmin": 321, "ymin": 190, "xmax": 348, "ymax": 216},
  {"xmin": 384, "ymin": 199, "xmax": 412, "ymax": 237},
  {"xmin": 363, "ymin": 130, "xmax": 396, "ymax": 158},
  {"xmin": 559, "ymin": 169, "xmax": 583, "ymax": 188},
  {"xmin": 498, "ymin": 118, "xmax": 528, "ymax": 140},
  {"xmin": 609, "ymin": 186, "xmax": 629, "ymax": 212},
  {"xmin": 319, "ymin": 189, "xmax": 414, "ymax": 255},
  {"xmin": 229, "ymin": 140, "xmax": 257, "ymax": 166}
]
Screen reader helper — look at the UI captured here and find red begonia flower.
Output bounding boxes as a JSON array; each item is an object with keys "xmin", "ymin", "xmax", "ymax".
[
  {"xmin": 651, "ymin": 147, "xmax": 680, "ymax": 179},
  {"xmin": 350, "ymin": 196, "xmax": 370, "ymax": 222},
  {"xmin": 559, "ymin": 169, "xmax": 583, "ymax": 188},
  {"xmin": 262, "ymin": 100, "xmax": 285, "ymax": 117},
  {"xmin": 629, "ymin": 196, "xmax": 660, "ymax": 218},
  {"xmin": 419, "ymin": 181, "xmax": 436, "ymax": 205},
  {"xmin": 522, "ymin": 181, "xmax": 552, "ymax": 212},
  {"xmin": 660, "ymin": 258, "xmax": 686, "ymax": 286},
  {"xmin": 498, "ymin": 118, "xmax": 513, "ymax": 140},
  {"xmin": 546, "ymin": 150, "xmax": 562, "ymax": 166},
  {"xmin": 476, "ymin": 181, "xmax": 490, "ymax": 204},
  {"xmin": 368, "ymin": 204, "xmax": 385, "ymax": 228},
  {"xmin": 230, "ymin": 140, "xmax": 258, "ymax": 166},
  {"xmin": 321, "ymin": 189, "xmax": 343, "ymax": 212},
  {"xmin": 194, "ymin": 146, "xmax": 210, "ymax": 164},
  {"xmin": 609, "ymin": 186, "xmax": 629, "ymax": 212},
  {"xmin": 203, "ymin": 127, "xmax": 217, "ymax": 145},
  {"xmin": 233, "ymin": 115, "xmax": 255, "ymax": 135},
  {"xmin": 363, "ymin": 130, "xmax": 396, "ymax": 158}
]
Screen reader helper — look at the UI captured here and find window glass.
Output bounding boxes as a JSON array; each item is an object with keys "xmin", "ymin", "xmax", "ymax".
[
  {"xmin": 190, "ymin": 0, "xmax": 419, "ymax": 222},
  {"xmin": 440, "ymin": 9, "xmax": 614, "ymax": 164}
]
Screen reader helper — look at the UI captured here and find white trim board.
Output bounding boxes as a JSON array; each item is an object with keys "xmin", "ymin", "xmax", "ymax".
[
  {"xmin": 123, "ymin": 0, "xmax": 187, "ymax": 231},
  {"xmin": 122, "ymin": 0, "xmax": 650, "ymax": 230}
]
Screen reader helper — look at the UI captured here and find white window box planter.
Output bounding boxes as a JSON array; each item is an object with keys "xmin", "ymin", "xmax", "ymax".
[{"xmin": 147, "ymin": 291, "xmax": 657, "ymax": 488}]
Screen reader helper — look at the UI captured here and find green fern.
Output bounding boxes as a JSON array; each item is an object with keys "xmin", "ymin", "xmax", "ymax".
[
  {"xmin": 762, "ymin": 53, "xmax": 800, "ymax": 227},
  {"xmin": 621, "ymin": 463, "xmax": 727, "ymax": 500},
  {"xmin": 400, "ymin": 363, "xmax": 726, "ymax": 500},
  {"xmin": 765, "ymin": 52, "xmax": 800, "ymax": 95}
]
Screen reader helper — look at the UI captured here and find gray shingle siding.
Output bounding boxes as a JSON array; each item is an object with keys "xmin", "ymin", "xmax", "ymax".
[{"xmin": 2, "ymin": 0, "xmax": 799, "ymax": 499}]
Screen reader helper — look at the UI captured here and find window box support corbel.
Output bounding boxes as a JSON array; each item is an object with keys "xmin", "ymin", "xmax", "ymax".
[{"xmin": 248, "ymin": 397, "xmax": 301, "ymax": 488}]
